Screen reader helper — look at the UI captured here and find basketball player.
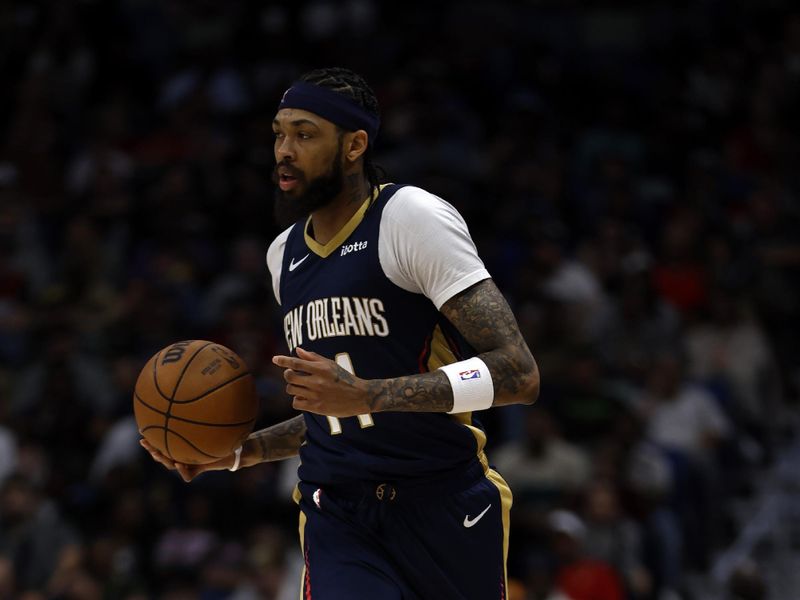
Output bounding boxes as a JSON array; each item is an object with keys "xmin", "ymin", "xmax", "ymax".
[{"xmin": 141, "ymin": 67, "xmax": 540, "ymax": 599}]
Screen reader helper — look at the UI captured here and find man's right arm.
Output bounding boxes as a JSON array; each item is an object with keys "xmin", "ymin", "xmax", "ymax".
[
  {"xmin": 140, "ymin": 415, "xmax": 306, "ymax": 482},
  {"xmin": 240, "ymin": 414, "xmax": 306, "ymax": 466}
]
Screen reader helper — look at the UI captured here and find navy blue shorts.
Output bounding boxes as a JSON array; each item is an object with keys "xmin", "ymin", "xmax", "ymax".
[{"xmin": 294, "ymin": 462, "xmax": 512, "ymax": 599}]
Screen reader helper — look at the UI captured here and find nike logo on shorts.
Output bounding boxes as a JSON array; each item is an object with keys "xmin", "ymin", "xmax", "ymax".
[
  {"xmin": 289, "ymin": 253, "xmax": 310, "ymax": 272},
  {"xmin": 463, "ymin": 504, "xmax": 492, "ymax": 528}
]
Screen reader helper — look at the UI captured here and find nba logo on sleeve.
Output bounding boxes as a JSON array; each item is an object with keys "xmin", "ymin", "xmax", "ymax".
[{"xmin": 459, "ymin": 369, "xmax": 481, "ymax": 380}]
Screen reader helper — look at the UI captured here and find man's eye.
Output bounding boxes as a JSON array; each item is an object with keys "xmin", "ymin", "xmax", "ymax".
[
  {"xmin": 273, "ymin": 132, "xmax": 284, "ymax": 139},
  {"xmin": 298, "ymin": 132, "xmax": 312, "ymax": 140}
]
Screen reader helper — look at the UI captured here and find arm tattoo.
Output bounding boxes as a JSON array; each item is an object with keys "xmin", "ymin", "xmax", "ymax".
[
  {"xmin": 366, "ymin": 370, "xmax": 454, "ymax": 412},
  {"xmin": 440, "ymin": 279, "xmax": 538, "ymax": 404},
  {"xmin": 246, "ymin": 415, "xmax": 306, "ymax": 462},
  {"xmin": 365, "ymin": 280, "xmax": 537, "ymax": 412}
]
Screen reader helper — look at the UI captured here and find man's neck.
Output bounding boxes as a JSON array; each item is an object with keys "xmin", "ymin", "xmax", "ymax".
[{"xmin": 309, "ymin": 173, "xmax": 370, "ymax": 245}]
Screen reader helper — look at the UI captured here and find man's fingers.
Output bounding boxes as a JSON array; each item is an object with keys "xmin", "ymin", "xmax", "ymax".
[
  {"xmin": 139, "ymin": 439, "xmax": 177, "ymax": 469},
  {"xmin": 271, "ymin": 355, "xmax": 294, "ymax": 368},
  {"xmin": 286, "ymin": 382, "xmax": 316, "ymax": 397},
  {"xmin": 296, "ymin": 347, "xmax": 324, "ymax": 360},
  {"xmin": 283, "ymin": 370, "xmax": 314, "ymax": 396},
  {"xmin": 140, "ymin": 439, "xmax": 204, "ymax": 481},
  {"xmin": 272, "ymin": 355, "xmax": 316, "ymax": 371},
  {"xmin": 292, "ymin": 395, "xmax": 311, "ymax": 410},
  {"xmin": 175, "ymin": 464, "xmax": 195, "ymax": 483},
  {"xmin": 283, "ymin": 368, "xmax": 313, "ymax": 384},
  {"xmin": 273, "ymin": 349, "xmax": 328, "ymax": 371}
]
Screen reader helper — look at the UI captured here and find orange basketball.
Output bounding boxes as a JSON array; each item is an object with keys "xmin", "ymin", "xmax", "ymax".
[{"xmin": 133, "ymin": 340, "xmax": 259, "ymax": 464}]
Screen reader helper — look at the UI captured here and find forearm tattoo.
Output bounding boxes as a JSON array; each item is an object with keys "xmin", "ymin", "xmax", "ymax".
[
  {"xmin": 247, "ymin": 415, "xmax": 306, "ymax": 462},
  {"xmin": 366, "ymin": 279, "xmax": 537, "ymax": 412},
  {"xmin": 366, "ymin": 370, "xmax": 454, "ymax": 412},
  {"xmin": 441, "ymin": 279, "xmax": 537, "ymax": 402}
]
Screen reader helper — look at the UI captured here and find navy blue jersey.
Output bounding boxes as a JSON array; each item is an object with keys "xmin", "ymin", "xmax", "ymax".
[{"xmin": 269, "ymin": 184, "xmax": 492, "ymax": 487}]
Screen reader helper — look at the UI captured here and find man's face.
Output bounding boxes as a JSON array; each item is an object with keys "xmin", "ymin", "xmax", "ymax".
[{"xmin": 272, "ymin": 108, "xmax": 345, "ymax": 227}]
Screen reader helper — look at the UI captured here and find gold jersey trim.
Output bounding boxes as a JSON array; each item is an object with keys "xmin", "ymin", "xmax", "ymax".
[
  {"xmin": 298, "ymin": 507, "xmax": 307, "ymax": 600},
  {"xmin": 426, "ymin": 324, "xmax": 490, "ymax": 471},
  {"xmin": 485, "ymin": 468, "xmax": 513, "ymax": 591},
  {"xmin": 303, "ymin": 184, "xmax": 389, "ymax": 258}
]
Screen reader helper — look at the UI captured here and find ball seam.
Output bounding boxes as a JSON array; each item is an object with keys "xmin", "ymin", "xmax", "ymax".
[{"xmin": 164, "ymin": 341, "xmax": 214, "ymax": 460}]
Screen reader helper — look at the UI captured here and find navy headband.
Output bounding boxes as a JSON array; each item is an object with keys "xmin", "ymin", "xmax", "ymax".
[{"xmin": 278, "ymin": 81, "xmax": 380, "ymax": 144}]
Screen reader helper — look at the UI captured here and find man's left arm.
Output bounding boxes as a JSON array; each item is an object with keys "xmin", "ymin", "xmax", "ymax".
[
  {"xmin": 438, "ymin": 278, "xmax": 540, "ymax": 406},
  {"xmin": 273, "ymin": 279, "xmax": 539, "ymax": 415}
]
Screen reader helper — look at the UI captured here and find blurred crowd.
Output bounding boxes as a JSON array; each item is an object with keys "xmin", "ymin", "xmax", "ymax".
[{"xmin": 1, "ymin": 1, "xmax": 799, "ymax": 599}]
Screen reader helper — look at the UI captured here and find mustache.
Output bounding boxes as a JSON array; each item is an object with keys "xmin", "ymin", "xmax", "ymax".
[{"xmin": 271, "ymin": 161, "xmax": 304, "ymax": 183}]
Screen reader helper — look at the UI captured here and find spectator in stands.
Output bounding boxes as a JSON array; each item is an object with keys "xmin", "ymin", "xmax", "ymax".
[
  {"xmin": 686, "ymin": 284, "xmax": 780, "ymax": 455},
  {"xmin": 494, "ymin": 407, "xmax": 591, "ymax": 507},
  {"xmin": 0, "ymin": 474, "xmax": 80, "ymax": 593},
  {"xmin": 581, "ymin": 478, "xmax": 651, "ymax": 599},
  {"xmin": 547, "ymin": 509, "xmax": 625, "ymax": 600},
  {"xmin": 635, "ymin": 351, "xmax": 731, "ymax": 566},
  {"xmin": 725, "ymin": 560, "xmax": 767, "ymax": 600}
]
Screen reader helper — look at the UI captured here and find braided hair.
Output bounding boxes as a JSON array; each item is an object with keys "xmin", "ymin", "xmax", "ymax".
[{"xmin": 298, "ymin": 67, "xmax": 384, "ymax": 201}]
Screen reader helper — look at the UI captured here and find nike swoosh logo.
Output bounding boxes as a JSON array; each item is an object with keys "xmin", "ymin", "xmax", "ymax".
[
  {"xmin": 288, "ymin": 253, "xmax": 310, "ymax": 272},
  {"xmin": 463, "ymin": 504, "xmax": 492, "ymax": 528}
]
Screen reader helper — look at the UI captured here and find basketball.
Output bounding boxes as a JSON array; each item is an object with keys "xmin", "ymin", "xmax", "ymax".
[{"xmin": 133, "ymin": 340, "xmax": 259, "ymax": 464}]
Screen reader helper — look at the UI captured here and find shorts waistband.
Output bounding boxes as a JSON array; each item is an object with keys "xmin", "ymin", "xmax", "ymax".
[{"xmin": 308, "ymin": 460, "xmax": 486, "ymax": 503}]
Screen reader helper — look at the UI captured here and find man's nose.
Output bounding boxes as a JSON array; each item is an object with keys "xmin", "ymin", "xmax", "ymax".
[{"xmin": 276, "ymin": 137, "xmax": 296, "ymax": 162}]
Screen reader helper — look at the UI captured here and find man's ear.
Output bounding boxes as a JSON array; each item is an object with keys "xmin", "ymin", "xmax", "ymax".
[{"xmin": 344, "ymin": 130, "xmax": 369, "ymax": 163}]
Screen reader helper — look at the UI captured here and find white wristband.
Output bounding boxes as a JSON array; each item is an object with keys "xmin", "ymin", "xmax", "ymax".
[
  {"xmin": 228, "ymin": 446, "xmax": 243, "ymax": 472},
  {"xmin": 439, "ymin": 357, "xmax": 494, "ymax": 414}
]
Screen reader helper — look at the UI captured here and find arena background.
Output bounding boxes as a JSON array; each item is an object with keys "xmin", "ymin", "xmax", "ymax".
[{"xmin": 1, "ymin": 1, "xmax": 799, "ymax": 598}]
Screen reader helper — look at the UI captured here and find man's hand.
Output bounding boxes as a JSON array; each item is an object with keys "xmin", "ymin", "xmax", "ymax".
[
  {"xmin": 272, "ymin": 347, "xmax": 370, "ymax": 417},
  {"xmin": 139, "ymin": 439, "xmax": 236, "ymax": 482}
]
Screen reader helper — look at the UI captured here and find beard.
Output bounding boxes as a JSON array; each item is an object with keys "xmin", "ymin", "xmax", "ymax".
[{"xmin": 272, "ymin": 147, "xmax": 344, "ymax": 228}]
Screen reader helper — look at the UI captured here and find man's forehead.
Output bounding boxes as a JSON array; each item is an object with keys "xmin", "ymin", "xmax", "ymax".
[{"xmin": 273, "ymin": 108, "xmax": 334, "ymax": 128}]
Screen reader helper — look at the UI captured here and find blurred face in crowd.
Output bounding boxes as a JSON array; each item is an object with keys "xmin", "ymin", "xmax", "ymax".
[
  {"xmin": 0, "ymin": 479, "xmax": 36, "ymax": 525},
  {"xmin": 272, "ymin": 108, "xmax": 345, "ymax": 226},
  {"xmin": 524, "ymin": 409, "xmax": 555, "ymax": 454},
  {"xmin": 646, "ymin": 354, "xmax": 683, "ymax": 398},
  {"xmin": 585, "ymin": 480, "xmax": 621, "ymax": 523}
]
